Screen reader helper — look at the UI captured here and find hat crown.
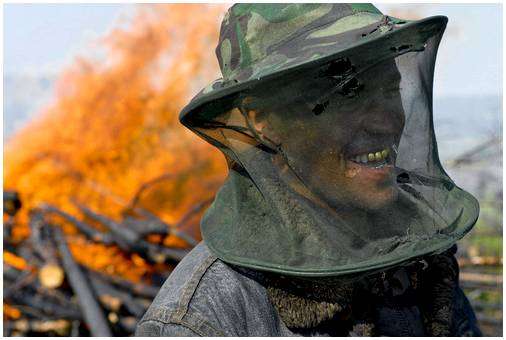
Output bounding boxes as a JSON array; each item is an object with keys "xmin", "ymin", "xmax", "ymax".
[{"xmin": 216, "ymin": 3, "xmax": 384, "ymax": 80}]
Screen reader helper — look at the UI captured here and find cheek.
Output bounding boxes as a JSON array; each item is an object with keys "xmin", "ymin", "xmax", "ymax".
[{"xmin": 340, "ymin": 163, "xmax": 398, "ymax": 208}]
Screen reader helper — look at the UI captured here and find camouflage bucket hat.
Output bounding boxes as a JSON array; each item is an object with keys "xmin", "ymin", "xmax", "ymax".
[
  {"xmin": 177, "ymin": 3, "xmax": 481, "ymax": 278},
  {"xmin": 179, "ymin": 3, "xmax": 447, "ymax": 126}
]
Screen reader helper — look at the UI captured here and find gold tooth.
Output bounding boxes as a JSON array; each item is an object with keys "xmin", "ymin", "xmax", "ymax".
[
  {"xmin": 367, "ymin": 153, "xmax": 375, "ymax": 162},
  {"xmin": 381, "ymin": 149, "xmax": 389, "ymax": 159},
  {"xmin": 374, "ymin": 151, "xmax": 382, "ymax": 161}
]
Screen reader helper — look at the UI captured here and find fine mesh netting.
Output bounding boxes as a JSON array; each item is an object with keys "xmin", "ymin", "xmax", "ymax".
[{"xmin": 184, "ymin": 22, "xmax": 479, "ymax": 277}]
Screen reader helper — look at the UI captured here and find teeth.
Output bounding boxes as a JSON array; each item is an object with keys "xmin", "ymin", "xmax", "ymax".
[{"xmin": 352, "ymin": 148, "xmax": 390, "ymax": 164}]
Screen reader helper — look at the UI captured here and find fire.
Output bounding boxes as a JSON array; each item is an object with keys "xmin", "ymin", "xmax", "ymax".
[{"xmin": 4, "ymin": 4, "xmax": 228, "ymax": 281}]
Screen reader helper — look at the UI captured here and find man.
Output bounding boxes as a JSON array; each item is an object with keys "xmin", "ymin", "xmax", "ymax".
[{"xmin": 136, "ymin": 4, "xmax": 481, "ymax": 336}]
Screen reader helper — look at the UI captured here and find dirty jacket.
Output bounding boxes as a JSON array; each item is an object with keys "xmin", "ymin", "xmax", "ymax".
[{"xmin": 135, "ymin": 242, "xmax": 481, "ymax": 336}]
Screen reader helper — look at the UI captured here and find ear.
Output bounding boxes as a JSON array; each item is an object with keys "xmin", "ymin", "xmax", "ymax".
[{"xmin": 239, "ymin": 97, "xmax": 282, "ymax": 150}]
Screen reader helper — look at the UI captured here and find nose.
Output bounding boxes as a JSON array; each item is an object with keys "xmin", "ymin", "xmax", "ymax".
[
  {"xmin": 362, "ymin": 112, "xmax": 404, "ymax": 135},
  {"xmin": 359, "ymin": 95, "xmax": 405, "ymax": 136}
]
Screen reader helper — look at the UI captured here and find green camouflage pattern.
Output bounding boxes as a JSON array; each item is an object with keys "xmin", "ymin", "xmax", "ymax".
[
  {"xmin": 217, "ymin": 4, "xmax": 385, "ymax": 81},
  {"xmin": 181, "ymin": 3, "xmax": 444, "ymax": 124},
  {"xmin": 180, "ymin": 3, "xmax": 446, "ymax": 122},
  {"xmin": 198, "ymin": 3, "xmax": 409, "ymax": 96}
]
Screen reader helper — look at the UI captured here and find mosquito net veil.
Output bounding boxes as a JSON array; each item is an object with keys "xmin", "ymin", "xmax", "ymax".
[{"xmin": 186, "ymin": 23, "xmax": 479, "ymax": 277}]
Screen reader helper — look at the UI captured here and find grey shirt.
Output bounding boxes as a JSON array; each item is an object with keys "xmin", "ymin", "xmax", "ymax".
[{"xmin": 135, "ymin": 242, "xmax": 481, "ymax": 336}]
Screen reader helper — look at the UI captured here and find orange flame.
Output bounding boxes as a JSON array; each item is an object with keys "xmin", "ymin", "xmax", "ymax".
[{"xmin": 4, "ymin": 4, "xmax": 228, "ymax": 281}]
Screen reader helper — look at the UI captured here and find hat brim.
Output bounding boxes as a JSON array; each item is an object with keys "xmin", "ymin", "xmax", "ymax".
[{"xmin": 180, "ymin": 15, "xmax": 447, "ymax": 127}]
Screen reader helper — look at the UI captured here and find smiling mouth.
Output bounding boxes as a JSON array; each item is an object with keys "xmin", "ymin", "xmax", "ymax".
[
  {"xmin": 342, "ymin": 130, "xmax": 398, "ymax": 170},
  {"xmin": 347, "ymin": 147, "xmax": 392, "ymax": 168}
]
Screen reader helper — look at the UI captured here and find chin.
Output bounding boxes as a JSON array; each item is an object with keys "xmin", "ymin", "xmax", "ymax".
[{"xmin": 354, "ymin": 187, "xmax": 399, "ymax": 211}]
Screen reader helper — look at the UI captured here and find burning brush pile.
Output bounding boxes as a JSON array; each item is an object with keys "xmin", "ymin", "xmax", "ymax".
[{"xmin": 3, "ymin": 4, "xmax": 227, "ymax": 336}]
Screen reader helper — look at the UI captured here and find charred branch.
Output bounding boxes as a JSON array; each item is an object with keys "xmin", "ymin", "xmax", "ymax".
[
  {"xmin": 4, "ymin": 264, "xmax": 81, "ymax": 319},
  {"xmin": 447, "ymin": 137, "xmax": 501, "ymax": 167},
  {"xmin": 122, "ymin": 216, "xmax": 169, "ymax": 237},
  {"xmin": 28, "ymin": 211, "xmax": 66, "ymax": 289},
  {"xmin": 4, "ymin": 263, "xmax": 27, "ymax": 281},
  {"xmin": 28, "ymin": 210, "xmax": 59, "ymax": 265},
  {"xmin": 53, "ymin": 227, "xmax": 112, "ymax": 337},
  {"xmin": 3, "ymin": 270, "xmax": 36, "ymax": 299},
  {"xmin": 16, "ymin": 241, "xmax": 44, "ymax": 268},
  {"xmin": 4, "ymin": 190, "xmax": 22, "ymax": 216},
  {"xmin": 86, "ymin": 267, "xmax": 160, "ymax": 299},
  {"xmin": 128, "ymin": 173, "xmax": 175, "ymax": 209},
  {"xmin": 174, "ymin": 198, "xmax": 213, "ymax": 230},
  {"xmin": 118, "ymin": 316, "xmax": 138, "ymax": 334},
  {"xmin": 142, "ymin": 240, "xmax": 188, "ymax": 262},
  {"xmin": 6, "ymin": 292, "xmax": 82, "ymax": 320},
  {"xmin": 2, "ymin": 182, "xmax": 217, "ymax": 336},
  {"xmin": 4, "ymin": 216, "xmax": 15, "ymax": 250},
  {"xmin": 74, "ymin": 201, "xmax": 188, "ymax": 262},
  {"xmin": 124, "ymin": 213, "xmax": 199, "ymax": 248},
  {"xmin": 86, "ymin": 269, "xmax": 147, "ymax": 317},
  {"xmin": 39, "ymin": 204, "xmax": 114, "ymax": 244},
  {"xmin": 74, "ymin": 201, "xmax": 140, "ymax": 248}
]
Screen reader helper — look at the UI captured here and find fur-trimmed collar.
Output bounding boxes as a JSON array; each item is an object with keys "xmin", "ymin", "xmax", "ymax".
[{"xmin": 263, "ymin": 246, "xmax": 459, "ymax": 336}]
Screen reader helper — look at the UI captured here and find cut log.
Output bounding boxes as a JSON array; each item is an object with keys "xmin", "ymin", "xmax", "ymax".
[
  {"xmin": 38, "ymin": 263, "xmax": 65, "ymax": 289},
  {"xmin": 10, "ymin": 318, "xmax": 71, "ymax": 336}
]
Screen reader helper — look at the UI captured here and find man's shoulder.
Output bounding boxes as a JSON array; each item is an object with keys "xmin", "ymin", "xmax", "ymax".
[
  {"xmin": 136, "ymin": 242, "xmax": 280, "ymax": 336},
  {"xmin": 136, "ymin": 242, "xmax": 223, "ymax": 335}
]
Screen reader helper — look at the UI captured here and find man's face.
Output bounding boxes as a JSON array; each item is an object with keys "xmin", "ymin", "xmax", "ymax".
[{"xmin": 249, "ymin": 60, "xmax": 405, "ymax": 212}]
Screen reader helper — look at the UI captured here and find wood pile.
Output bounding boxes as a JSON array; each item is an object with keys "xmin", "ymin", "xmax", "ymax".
[
  {"xmin": 3, "ymin": 190, "xmax": 204, "ymax": 336},
  {"xmin": 3, "ymin": 190, "xmax": 502, "ymax": 336},
  {"xmin": 459, "ymin": 263, "xmax": 503, "ymax": 337}
]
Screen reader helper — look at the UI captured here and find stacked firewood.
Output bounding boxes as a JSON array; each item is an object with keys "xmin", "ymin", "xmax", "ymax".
[{"xmin": 3, "ymin": 190, "xmax": 207, "ymax": 336}]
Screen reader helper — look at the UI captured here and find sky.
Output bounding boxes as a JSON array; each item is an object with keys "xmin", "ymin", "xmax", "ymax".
[{"xmin": 4, "ymin": 4, "xmax": 133, "ymax": 75}]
